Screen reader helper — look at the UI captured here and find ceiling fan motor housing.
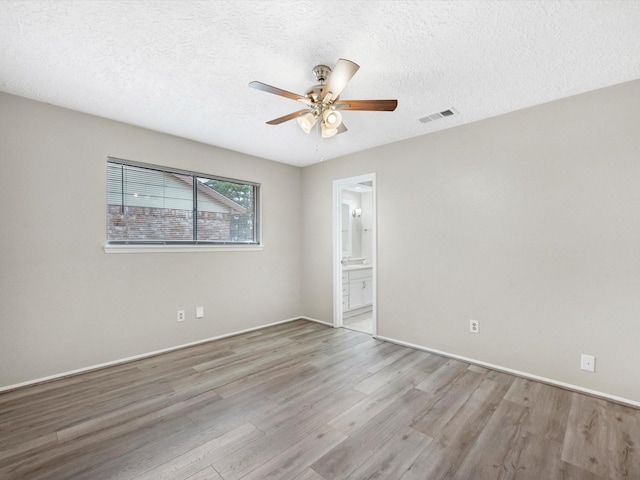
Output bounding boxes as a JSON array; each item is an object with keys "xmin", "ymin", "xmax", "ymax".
[{"xmin": 312, "ymin": 64, "xmax": 331, "ymax": 83}]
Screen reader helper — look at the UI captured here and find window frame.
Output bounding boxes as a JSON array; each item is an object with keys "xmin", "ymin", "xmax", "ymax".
[{"xmin": 105, "ymin": 157, "xmax": 262, "ymax": 252}]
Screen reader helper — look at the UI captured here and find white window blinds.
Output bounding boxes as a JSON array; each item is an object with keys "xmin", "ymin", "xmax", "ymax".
[{"xmin": 107, "ymin": 159, "xmax": 259, "ymax": 244}]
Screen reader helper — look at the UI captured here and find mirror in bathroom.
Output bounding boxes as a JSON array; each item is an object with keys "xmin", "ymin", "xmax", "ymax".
[{"xmin": 341, "ymin": 200, "xmax": 352, "ymax": 258}]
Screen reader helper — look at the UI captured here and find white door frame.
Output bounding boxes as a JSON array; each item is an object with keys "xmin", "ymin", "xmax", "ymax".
[{"xmin": 332, "ymin": 173, "xmax": 377, "ymax": 337}]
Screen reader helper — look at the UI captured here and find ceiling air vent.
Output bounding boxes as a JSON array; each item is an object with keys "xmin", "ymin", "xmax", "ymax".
[{"xmin": 419, "ymin": 108, "xmax": 456, "ymax": 123}]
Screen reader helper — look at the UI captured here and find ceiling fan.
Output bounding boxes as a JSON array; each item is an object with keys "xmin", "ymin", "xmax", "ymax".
[{"xmin": 249, "ymin": 58, "xmax": 398, "ymax": 138}]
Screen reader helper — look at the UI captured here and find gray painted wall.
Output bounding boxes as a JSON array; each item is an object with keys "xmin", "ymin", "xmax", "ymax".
[
  {"xmin": 301, "ymin": 79, "xmax": 640, "ymax": 403},
  {"xmin": 2, "ymin": 79, "xmax": 640, "ymax": 404},
  {"xmin": 0, "ymin": 93, "xmax": 302, "ymax": 387}
]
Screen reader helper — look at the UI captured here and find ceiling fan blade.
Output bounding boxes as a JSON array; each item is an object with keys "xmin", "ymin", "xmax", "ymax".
[
  {"xmin": 249, "ymin": 81, "xmax": 311, "ymax": 106},
  {"xmin": 337, "ymin": 123, "xmax": 348, "ymax": 135},
  {"xmin": 265, "ymin": 109, "xmax": 309, "ymax": 125},
  {"xmin": 335, "ymin": 99, "xmax": 398, "ymax": 111},
  {"xmin": 321, "ymin": 58, "xmax": 360, "ymax": 102}
]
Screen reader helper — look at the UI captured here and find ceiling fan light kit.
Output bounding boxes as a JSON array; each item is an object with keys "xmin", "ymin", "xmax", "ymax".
[
  {"xmin": 321, "ymin": 125, "xmax": 337, "ymax": 138},
  {"xmin": 250, "ymin": 58, "xmax": 398, "ymax": 138},
  {"xmin": 297, "ymin": 112, "xmax": 317, "ymax": 133},
  {"xmin": 323, "ymin": 109, "xmax": 342, "ymax": 128}
]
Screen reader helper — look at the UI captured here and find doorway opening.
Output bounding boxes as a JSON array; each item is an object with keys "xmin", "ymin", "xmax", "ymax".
[{"xmin": 333, "ymin": 173, "xmax": 377, "ymax": 336}]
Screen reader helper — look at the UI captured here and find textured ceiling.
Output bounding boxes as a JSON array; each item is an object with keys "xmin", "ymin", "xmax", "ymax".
[{"xmin": 1, "ymin": 1, "xmax": 640, "ymax": 167}]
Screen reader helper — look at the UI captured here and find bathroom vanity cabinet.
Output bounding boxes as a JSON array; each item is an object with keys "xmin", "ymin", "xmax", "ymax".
[{"xmin": 342, "ymin": 266, "xmax": 373, "ymax": 314}]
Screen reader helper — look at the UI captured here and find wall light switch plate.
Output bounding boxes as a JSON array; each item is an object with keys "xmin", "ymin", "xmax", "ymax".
[
  {"xmin": 196, "ymin": 306, "xmax": 204, "ymax": 318},
  {"xmin": 581, "ymin": 354, "xmax": 595, "ymax": 372}
]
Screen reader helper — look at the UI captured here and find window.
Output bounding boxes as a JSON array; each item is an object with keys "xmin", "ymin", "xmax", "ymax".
[{"xmin": 107, "ymin": 158, "xmax": 260, "ymax": 245}]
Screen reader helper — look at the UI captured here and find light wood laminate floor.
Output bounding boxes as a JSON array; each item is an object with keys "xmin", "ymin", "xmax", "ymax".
[{"xmin": 1, "ymin": 319, "xmax": 639, "ymax": 480}]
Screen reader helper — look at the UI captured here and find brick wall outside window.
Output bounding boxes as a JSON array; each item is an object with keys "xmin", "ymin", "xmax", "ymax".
[{"xmin": 108, "ymin": 205, "xmax": 233, "ymax": 242}]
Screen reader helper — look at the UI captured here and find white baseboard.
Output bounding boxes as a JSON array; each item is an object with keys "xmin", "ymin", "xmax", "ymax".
[
  {"xmin": 0, "ymin": 316, "xmax": 304, "ymax": 393},
  {"xmin": 299, "ymin": 315, "xmax": 334, "ymax": 327},
  {"xmin": 376, "ymin": 335, "xmax": 640, "ymax": 409}
]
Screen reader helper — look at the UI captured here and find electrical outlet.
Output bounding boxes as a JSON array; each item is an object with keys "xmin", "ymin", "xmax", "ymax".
[
  {"xmin": 581, "ymin": 354, "xmax": 595, "ymax": 372},
  {"xmin": 196, "ymin": 306, "xmax": 204, "ymax": 318},
  {"xmin": 177, "ymin": 310, "xmax": 185, "ymax": 322},
  {"xmin": 470, "ymin": 319, "xmax": 479, "ymax": 334}
]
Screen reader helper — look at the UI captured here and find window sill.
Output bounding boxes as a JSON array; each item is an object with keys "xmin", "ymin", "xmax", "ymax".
[{"xmin": 104, "ymin": 244, "xmax": 264, "ymax": 254}]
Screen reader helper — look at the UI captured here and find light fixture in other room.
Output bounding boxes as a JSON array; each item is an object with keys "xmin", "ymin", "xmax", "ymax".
[
  {"xmin": 352, "ymin": 208, "xmax": 362, "ymax": 218},
  {"xmin": 297, "ymin": 112, "xmax": 317, "ymax": 133}
]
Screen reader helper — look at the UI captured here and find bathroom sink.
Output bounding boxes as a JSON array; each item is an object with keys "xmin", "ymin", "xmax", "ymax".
[
  {"xmin": 342, "ymin": 264, "xmax": 372, "ymax": 271},
  {"xmin": 342, "ymin": 258, "xmax": 367, "ymax": 266}
]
